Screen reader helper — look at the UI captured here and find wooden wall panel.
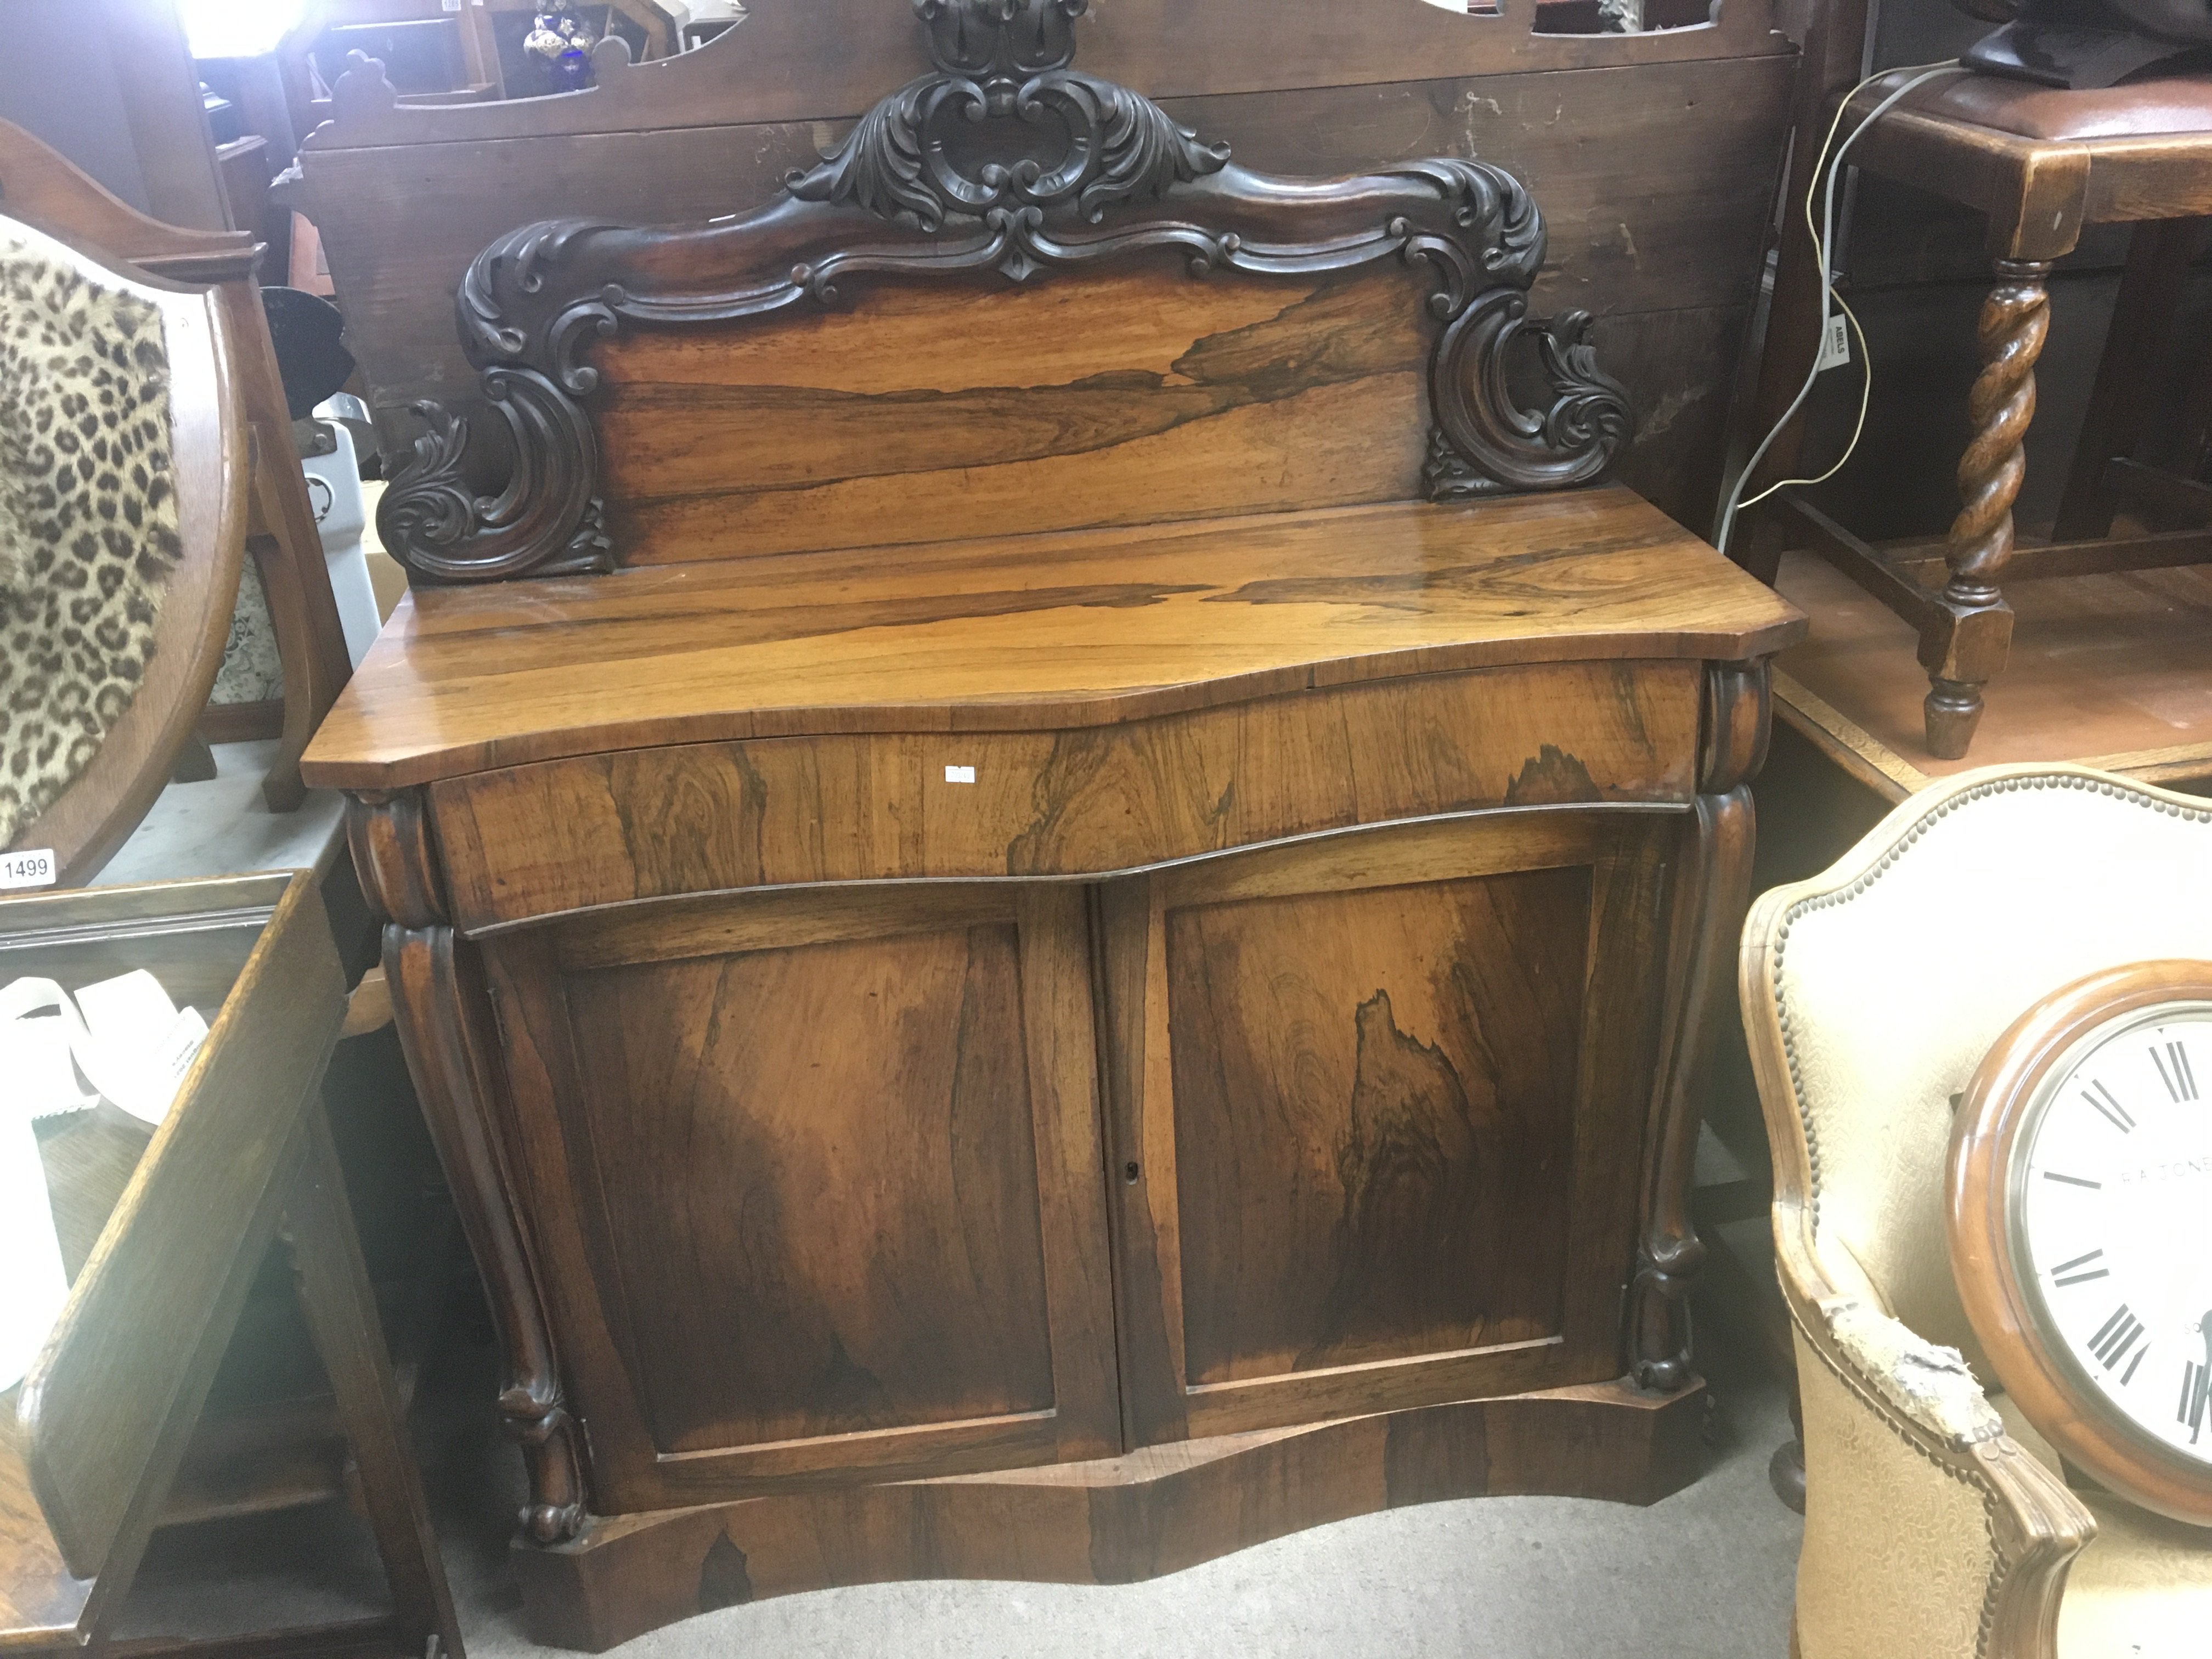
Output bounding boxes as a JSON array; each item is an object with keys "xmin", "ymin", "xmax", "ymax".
[
  {"xmin": 301, "ymin": 0, "xmax": 1785, "ymax": 144},
  {"xmin": 1166, "ymin": 864, "xmax": 1588, "ymax": 1385}
]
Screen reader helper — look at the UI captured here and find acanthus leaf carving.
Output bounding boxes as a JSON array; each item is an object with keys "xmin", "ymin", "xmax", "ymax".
[
  {"xmin": 376, "ymin": 368, "xmax": 613, "ymax": 584},
  {"xmin": 1424, "ymin": 298, "xmax": 1634, "ymax": 499}
]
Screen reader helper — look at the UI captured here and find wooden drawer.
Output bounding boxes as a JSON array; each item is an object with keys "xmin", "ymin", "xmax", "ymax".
[{"xmin": 430, "ymin": 659, "xmax": 1702, "ymax": 931}]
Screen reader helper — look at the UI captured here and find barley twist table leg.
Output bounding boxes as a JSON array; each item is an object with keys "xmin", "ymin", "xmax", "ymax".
[{"xmin": 1922, "ymin": 259, "xmax": 2050, "ymax": 759}]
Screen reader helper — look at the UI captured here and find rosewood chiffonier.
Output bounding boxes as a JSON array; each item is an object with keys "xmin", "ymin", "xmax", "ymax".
[{"xmin": 300, "ymin": 1, "xmax": 1804, "ymax": 1645}]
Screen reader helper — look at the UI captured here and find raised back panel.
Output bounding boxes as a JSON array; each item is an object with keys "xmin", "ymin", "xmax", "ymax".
[
  {"xmin": 367, "ymin": 0, "xmax": 1644, "ymax": 585},
  {"xmin": 302, "ymin": 0, "xmax": 1792, "ymax": 538},
  {"xmin": 592, "ymin": 264, "xmax": 1432, "ymax": 564}
]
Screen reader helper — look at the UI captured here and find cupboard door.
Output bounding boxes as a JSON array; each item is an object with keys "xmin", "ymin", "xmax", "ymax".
[
  {"xmin": 481, "ymin": 884, "xmax": 1119, "ymax": 1510},
  {"xmin": 1099, "ymin": 811, "xmax": 1673, "ymax": 1446}
]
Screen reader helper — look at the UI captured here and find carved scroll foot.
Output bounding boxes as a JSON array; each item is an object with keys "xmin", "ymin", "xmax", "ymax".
[
  {"xmin": 1919, "ymin": 259, "xmax": 2048, "ymax": 760},
  {"xmin": 504, "ymin": 1384, "xmax": 590, "ymax": 1545},
  {"xmin": 1632, "ymin": 1240, "xmax": 1706, "ymax": 1395}
]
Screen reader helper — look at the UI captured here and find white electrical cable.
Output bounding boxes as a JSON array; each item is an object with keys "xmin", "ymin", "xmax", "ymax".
[{"xmin": 1715, "ymin": 61, "xmax": 1973, "ymax": 554}]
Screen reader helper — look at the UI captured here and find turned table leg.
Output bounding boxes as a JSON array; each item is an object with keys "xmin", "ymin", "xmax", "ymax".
[{"xmin": 1921, "ymin": 259, "xmax": 2049, "ymax": 760}]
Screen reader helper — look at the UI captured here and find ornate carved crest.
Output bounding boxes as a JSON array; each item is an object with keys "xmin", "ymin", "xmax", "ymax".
[{"xmin": 379, "ymin": 0, "xmax": 1634, "ymax": 583}]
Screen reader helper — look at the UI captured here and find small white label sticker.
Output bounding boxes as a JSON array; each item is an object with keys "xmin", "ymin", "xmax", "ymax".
[
  {"xmin": 1818, "ymin": 313, "xmax": 1852, "ymax": 373},
  {"xmin": 944, "ymin": 765, "xmax": 977, "ymax": 784},
  {"xmin": 0, "ymin": 849, "xmax": 57, "ymax": 890}
]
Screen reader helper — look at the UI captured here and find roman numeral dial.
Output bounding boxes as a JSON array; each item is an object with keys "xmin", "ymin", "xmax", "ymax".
[
  {"xmin": 2084, "ymin": 1080, "xmax": 2134, "ymax": 1132},
  {"xmin": 2181, "ymin": 1362, "xmax": 2208, "ymax": 1444},
  {"xmin": 2011, "ymin": 1003, "xmax": 2212, "ymax": 1482},
  {"xmin": 2153, "ymin": 1039, "xmax": 2198, "ymax": 1103},
  {"xmin": 2087, "ymin": 1304, "xmax": 2145, "ymax": 1370}
]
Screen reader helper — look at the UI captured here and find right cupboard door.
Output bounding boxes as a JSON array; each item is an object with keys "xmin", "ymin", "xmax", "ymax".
[{"xmin": 1097, "ymin": 809, "xmax": 1677, "ymax": 1447}]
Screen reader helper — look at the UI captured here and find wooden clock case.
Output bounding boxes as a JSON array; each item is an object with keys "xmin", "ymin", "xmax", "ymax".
[{"xmin": 1950, "ymin": 958, "xmax": 2212, "ymax": 1528}]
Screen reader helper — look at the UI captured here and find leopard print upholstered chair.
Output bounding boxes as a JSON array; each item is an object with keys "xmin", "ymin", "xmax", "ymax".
[
  {"xmin": 0, "ymin": 123, "xmax": 253, "ymax": 883},
  {"xmin": 1741, "ymin": 764, "xmax": 2212, "ymax": 1659}
]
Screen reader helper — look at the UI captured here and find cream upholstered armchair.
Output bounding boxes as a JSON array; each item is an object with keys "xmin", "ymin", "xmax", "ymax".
[{"xmin": 1740, "ymin": 764, "xmax": 2212, "ymax": 1659}]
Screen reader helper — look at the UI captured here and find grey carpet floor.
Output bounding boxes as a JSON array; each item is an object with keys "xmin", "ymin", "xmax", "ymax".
[{"xmin": 122, "ymin": 1310, "xmax": 1802, "ymax": 1657}]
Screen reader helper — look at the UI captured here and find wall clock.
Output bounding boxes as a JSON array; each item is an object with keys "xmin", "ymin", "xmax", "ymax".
[{"xmin": 1950, "ymin": 960, "xmax": 2212, "ymax": 1527}]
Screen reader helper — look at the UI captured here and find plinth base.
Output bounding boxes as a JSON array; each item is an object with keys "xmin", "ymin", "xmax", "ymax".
[{"xmin": 515, "ymin": 1374, "xmax": 1707, "ymax": 1651}]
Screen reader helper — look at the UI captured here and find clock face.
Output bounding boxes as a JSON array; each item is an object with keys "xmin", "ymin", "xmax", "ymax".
[{"xmin": 2016, "ymin": 1003, "xmax": 2212, "ymax": 1467}]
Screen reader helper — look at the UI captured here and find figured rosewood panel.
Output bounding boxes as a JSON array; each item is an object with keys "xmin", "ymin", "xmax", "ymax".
[
  {"xmin": 1166, "ymin": 864, "xmax": 1587, "ymax": 1385},
  {"xmin": 594, "ymin": 267, "xmax": 1432, "ymax": 564},
  {"xmin": 1102, "ymin": 810, "xmax": 1672, "ymax": 1444},
  {"xmin": 428, "ymin": 661, "xmax": 1702, "ymax": 931},
  {"xmin": 558, "ymin": 922, "xmax": 1053, "ymax": 1452},
  {"xmin": 477, "ymin": 885, "xmax": 1120, "ymax": 1509}
]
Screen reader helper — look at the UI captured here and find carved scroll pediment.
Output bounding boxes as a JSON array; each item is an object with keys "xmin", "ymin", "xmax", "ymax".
[
  {"xmin": 379, "ymin": 0, "xmax": 1633, "ymax": 584},
  {"xmin": 784, "ymin": 0, "xmax": 1232, "ymax": 249}
]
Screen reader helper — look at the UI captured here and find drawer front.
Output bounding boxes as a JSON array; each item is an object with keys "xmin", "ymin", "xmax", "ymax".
[{"xmin": 432, "ymin": 659, "xmax": 1701, "ymax": 932}]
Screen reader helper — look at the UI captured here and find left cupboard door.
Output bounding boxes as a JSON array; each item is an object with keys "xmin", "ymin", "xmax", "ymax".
[{"xmin": 479, "ymin": 883, "xmax": 1121, "ymax": 1512}]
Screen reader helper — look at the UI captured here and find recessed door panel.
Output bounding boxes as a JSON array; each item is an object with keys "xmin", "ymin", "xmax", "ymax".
[
  {"xmin": 481, "ymin": 885, "xmax": 1119, "ymax": 1509},
  {"xmin": 1101, "ymin": 811, "xmax": 1673, "ymax": 1446},
  {"xmin": 1166, "ymin": 866, "xmax": 1587, "ymax": 1386},
  {"xmin": 561, "ymin": 921, "xmax": 1054, "ymax": 1451}
]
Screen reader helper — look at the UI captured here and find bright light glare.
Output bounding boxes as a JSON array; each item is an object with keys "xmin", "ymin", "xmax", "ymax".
[{"xmin": 180, "ymin": 0, "xmax": 311, "ymax": 58}]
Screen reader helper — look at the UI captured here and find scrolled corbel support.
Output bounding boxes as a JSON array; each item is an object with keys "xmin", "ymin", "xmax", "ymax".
[
  {"xmin": 375, "ymin": 369, "xmax": 613, "ymax": 585},
  {"xmin": 1425, "ymin": 301, "xmax": 1635, "ymax": 499},
  {"xmin": 1631, "ymin": 659, "xmax": 1771, "ymax": 1392},
  {"xmin": 348, "ymin": 790, "xmax": 589, "ymax": 1543}
]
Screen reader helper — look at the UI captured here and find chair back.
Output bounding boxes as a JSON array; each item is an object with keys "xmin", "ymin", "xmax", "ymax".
[
  {"xmin": 1742, "ymin": 766, "xmax": 2212, "ymax": 1373},
  {"xmin": 0, "ymin": 117, "xmax": 252, "ymax": 883}
]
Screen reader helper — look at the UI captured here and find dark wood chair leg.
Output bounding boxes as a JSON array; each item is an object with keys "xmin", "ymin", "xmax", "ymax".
[
  {"xmin": 286, "ymin": 1104, "xmax": 466, "ymax": 1659},
  {"xmin": 2172, "ymin": 302, "xmax": 2212, "ymax": 486},
  {"xmin": 1921, "ymin": 259, "xmax": 2050, "ymax": 760},
  {"xmin": 227, "ymin": 281, "xmax": 354, "ymax": 816},
  {"xmin": 2051, "ymin": 218, "xmax": 2208, "ymax": 541},
  {"xmin": 1769, "ymin": 1380, "xmax": 1807, "ymax": 1514}
]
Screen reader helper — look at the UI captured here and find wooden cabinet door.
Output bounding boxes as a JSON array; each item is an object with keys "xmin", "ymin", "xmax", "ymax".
[
  {"xmin": 478, "ymin": 884, "xmax": 1120, "ymax": 1511},
  {"xmin": 1098, "ymin": 811, "xmax": 1673, "ymax": 1447}
]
